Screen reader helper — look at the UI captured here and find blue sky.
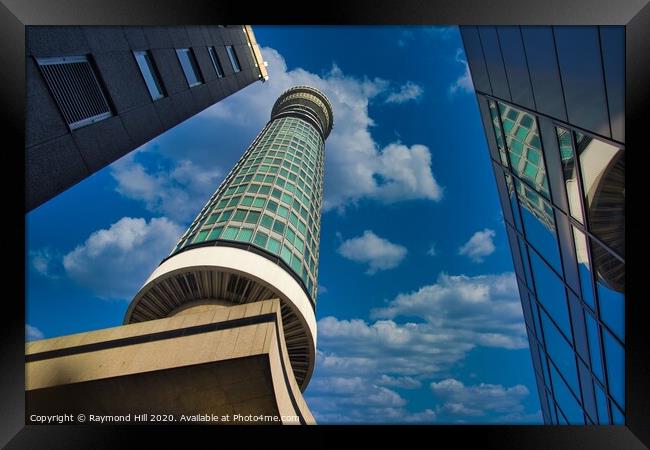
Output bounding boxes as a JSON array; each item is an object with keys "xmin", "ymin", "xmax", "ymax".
[{"xmin": 26, "ymin": 26, "xmax": 542, "ymax": 424}]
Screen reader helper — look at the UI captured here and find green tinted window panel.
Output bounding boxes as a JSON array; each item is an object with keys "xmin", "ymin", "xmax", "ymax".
[
  {"xmin": 295, "ymin": 236, "xmax": 305, "ymax": 252},
  {"xmin": 252, "ymin": 197, "xmax": 266, "ymax": 208},
  {"xmin": 281, "ymin": 193, "xmax": 293, "ymax": 204},
  {"xmin": 281, "ymin": 246, "xmax": 293, "ymax": 265},
  {"xmin": 241, "ymin": 196, "xmax": 254, "ymax": 206},
  {"xmin": 206, "ymin": 214, "xmax": 219, "ymax": 225},
  {"xmin": 236, "ymin": 228, "xmax": 253, "ymax": 243},
  {"xmin": 208, "ymin": 227, "xmax": 223, "ymax": 240},
  {"xmin": 222, "ymin": 226, "xmax": 238, "ymax": 240},
  {"xmin": 267, "ymin": 200, "xmax": 278, "ymax": 212},
  {"xmin": 286, "ymin": 228, "xmax": 296, "ymax": 243},
  {"xmin": 277, "ymin": 205, "xmax": 289, "ymax": 218},
  {"xmin": 291, "ymin": 257, "xmax": 302, "ymax": 274},
  {"xmin": 194, "ymin": 230, "xmax": 210, "ymax": 243},
  {"xmin": 259, "ymin": 185, "xmax": 270, "ymax": 195},
  {"xmin": 233, "ymin": 209, "xmax": 247, "ymax": 222},
  {"xmin": 254, "ymin": 231, "xmax": 268, "ymax": 247},
  {"xmin": 515, "ymin": 126, "xmax": 529, "ymax": 141},
  {"xmin": 510, "ymin": 140, "xmax": 524, "ymax": 156},
  {"xmin": 219, "ymin": 210, "xmax": 232, "ymax": 222},
  {"xmin": 273, "ymin": 220, "xmax": 285, "ymax": 234},
  {"xmin": 245, "ymin": 211, "xmax": 260, "ymax": 224},
  {"xmin": 527, "ymin": 148, "xmax": 541, "ymax": 164}
]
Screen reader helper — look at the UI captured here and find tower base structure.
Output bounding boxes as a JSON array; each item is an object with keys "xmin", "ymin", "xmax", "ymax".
[{"xmin": 25, "ymin": 299, "xmax": 315, "ymax": 425}]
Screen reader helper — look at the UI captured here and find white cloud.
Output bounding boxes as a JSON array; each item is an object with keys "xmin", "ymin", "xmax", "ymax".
[
  {"xmin": 427, "ymin": 244, "xmax": 437, "ymax": 256},
  {"xmin": 306, "ymin": 375, "xmax": 435, "ymax": 423},
  {"xmin": 62, "ymin": 217, "xmax": 183, "ymax": 300},
  {"xmin": 430, "ymin": 378, "xmax": 535, "ymax": 422},
  {"xmin": 111, "ymin": 152, "xmax": 222, "ymax": 224},
  {"xmin": 371, "ymin": 273, "xmax": 524, "ymax": 344},
  {"xmin": 29, "ymin": 248, "xmax": 60, "ymax": 279},
  {"xmin": 449, "ymin": 48, "xmax": 474, "ymax": 96},
  {"xmin": 337, "ymin": 230, "xmax": 407, "ymax": 274},
  {"xmin": 385, "ymin": 81, "xmax": 424, "ymax": 104},
  {"xmin": 307, "ymin": 272, "xmax": 530, "ymax": 423},
  {"xmin": 377, "ymin": 374, "xmax": 422, "ymax": 389},
  {"xmin": 200, "ymin": 47, "xmax": 442, "ymax": 211},
  {"xmin": 318, "ymin": 285, "xmax": 328, "ymax": 295},
  {"xmin": 458, "ymin": 228, "xmax": 496, "ymax": 263},
  {"xmin": 26, "ymin": 324, "xmax": 44, "ymax": 341}
]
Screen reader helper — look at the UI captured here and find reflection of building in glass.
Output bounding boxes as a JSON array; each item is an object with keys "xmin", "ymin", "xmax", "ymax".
[
  {"xmin": 461, "ymin": 25, "xmax": 625, "ymax": 425},
  {"xmin": 26, "ymin": 86, "xmax": 332, "ymax": 424}
]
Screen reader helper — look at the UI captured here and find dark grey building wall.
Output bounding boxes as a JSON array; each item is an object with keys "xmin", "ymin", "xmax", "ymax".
[{"xmin": 26, "ymin": 25, "xmax": 263, "ymax": 211}]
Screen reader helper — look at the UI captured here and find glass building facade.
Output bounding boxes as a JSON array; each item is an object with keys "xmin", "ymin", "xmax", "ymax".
[
  {"xmin": 171, "ymin": 86, "xmax": 333, "ymax": 302},
  {"xmin": 461, "ymin": 26, "xmax": 625, "ymax": 424}
]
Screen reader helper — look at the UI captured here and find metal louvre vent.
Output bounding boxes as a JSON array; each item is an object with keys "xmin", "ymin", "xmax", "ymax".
[{"xmin": 36, "ymin": 55, "xmax": 112, "ymax": 130}]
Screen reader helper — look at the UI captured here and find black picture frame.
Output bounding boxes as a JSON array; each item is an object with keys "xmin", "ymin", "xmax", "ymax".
[{"xmin": 2, "ymin": 0, "xmax": 647, "ymax": 447}]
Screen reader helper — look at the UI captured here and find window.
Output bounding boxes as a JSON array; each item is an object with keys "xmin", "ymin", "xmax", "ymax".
[
  {"xmin": 540, "ymin": 309, "xmax": 579, "ymax": 396},
  {"xmin": 530, "ymin": 251, "xmax": 571, "ymax": 339},
  {"xmin": 575, "ymin": 132, "xmax": 625, "ymax": 258},
  {"xmin": 133, "ymin": 51, "xmax": 165, "ymax": 100},
  {"xmin": 36, "ymin": 55, "xmax": 112, "ymax": 130},
  {"xmin": 603, "ymin": 328, "xmax": 624, "ymax": 409},
  {"xmin": 226, "ymin": 45, "xmax": 241, "ymax": 72},
  {"xmin": 498, "ymin": 102, "xmax": 550, "ymax": 198},
  {"xmin": 556, "ymin": 127, "xmax": 584, "ymax": 223},
  {"xmin": 176, "ymin": 48, "xmax": 203, "ymax": 87},
  {"xmin": 515, "ymin": 178, "xmax": 562, "ymax": 273},
  {"xmin": 208, "ymin": 46, "xmax": 224, "ymax": 77}
]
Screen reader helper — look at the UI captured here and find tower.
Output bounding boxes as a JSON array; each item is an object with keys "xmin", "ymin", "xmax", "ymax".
[
  {"xmin": 25, "ymin": 86, "xmax": 333, "ymax": 425},
  {"xmin": 125, "ymin": 85, "xmax": 333, "ymax": 388}
]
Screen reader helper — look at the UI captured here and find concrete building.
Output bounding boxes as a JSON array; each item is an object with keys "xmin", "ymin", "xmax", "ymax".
[
  {"xmin": 26, "ymin": 25, "xmax": 268, "ymax": 211},
  {"xmin": 25, "ymin": 85, "xmax": 333, "ymax": 424},
  {"xmin": 460, "ymin": 26, "xmax": 625, "ymax": 425}
]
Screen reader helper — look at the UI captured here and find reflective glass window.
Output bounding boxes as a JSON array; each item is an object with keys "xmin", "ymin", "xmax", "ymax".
[
  {"xmin": 226, "ymin": 45, "xmax": 241, "ymax": 72},
  {"xmin": 611, "ymin": 402, "xmax": 624, "ymax": 425},
  {"xmin": 488, "ymin": 100, "xmax": 509, "ymax": 165},
  {"xmin": 572, "ymin": 227, "xmax": 596, "ymax": 310},
  {"xmin": 175, "ymin": 48, "xmax": 203, "ymax": 87},
  {"xmin": 498, "ymin": 102, "xmax": 549, "ymax": 197},
  {"xmin": 590, "ymin": 239, "xmax": 624, "ymax": 341},
  {"xmin": 207, "ymin": 46, "xmax": 224, "ymax": 78},
  {"xmin": 530, "ymin": 251, "xmax": 571, "ymax": 338},
  {"xmin": 585, "ymin": 311, "xmax": 604, "ymax": 383},
  {"xmin": 603, "ymin": 328, "xmax": 624, "ymax": 409},
  {"xmin": 550, "ymin": 364, "xmax": 585, "ymax": 424},
  {"xmin": 594, "ymin": 381, "xmax": 610, "ymax": 424},
  {"xmin": 575, "ymin": 132, "xmax": 624, "ymax": 258},
  {"xmin": 540, "ymin": 308, "xmax": 579, "ymax": 395},
  {"xmin": 515, "ymin": 178, "xmax": 562, "ymax": 272},
  {"xmin": 556, "ymin": 127, "xmax": 584, "ymax": 223},
  {"xmin": 133, "ymin": 51, "xmax": 165, "ymax": 100}
]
